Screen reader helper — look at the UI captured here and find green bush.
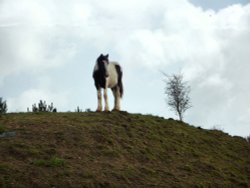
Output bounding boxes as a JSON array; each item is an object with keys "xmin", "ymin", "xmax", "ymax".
[
  {"xmin": 0, "ymin": 97, "xmax": 7, "ymax": 114},
  {"xmin": 32, "ymin": 100, "xmax": 57, "ymax": 112}
]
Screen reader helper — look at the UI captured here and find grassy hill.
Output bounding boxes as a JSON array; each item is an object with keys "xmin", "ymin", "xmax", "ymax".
[{"xmin": 0, "ymin": 112, "xmax": 249, "ymax": 187}]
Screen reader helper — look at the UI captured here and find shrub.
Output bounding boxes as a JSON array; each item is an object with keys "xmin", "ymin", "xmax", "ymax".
[
  {"xmin": 32, "ymin": 100, "xmax": 57, "ymax": 112},
  {"xmin": 211, "ymin": 125, "xmax": 224, "ymax": 131},
  {"xmin": 75, "ymin": 106, "xmax": 82, "ymax": 112},
  {"xmin": 85, "ymin": 108, "xmax": 91, "ymax": 112},
  {"xmin": 246, "ymin": 135, "xmax": 250, "ymax": 142},
  {"xmin": 0, "ymin": 97, "xmax": 7, "ymax": 114}
]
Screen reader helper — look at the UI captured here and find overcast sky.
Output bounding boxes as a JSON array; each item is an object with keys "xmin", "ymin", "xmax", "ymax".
[{"xmin": 0, "ymin": 0, "xmax": 250, "ymax": 137}]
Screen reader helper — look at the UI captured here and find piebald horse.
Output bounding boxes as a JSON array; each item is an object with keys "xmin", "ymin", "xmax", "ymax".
[{"xmin": 93, "ymin": 54, "xmax": 123, "ymax": 112}]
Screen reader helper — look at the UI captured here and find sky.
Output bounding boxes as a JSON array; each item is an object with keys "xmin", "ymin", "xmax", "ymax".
[{"xmin": 0, "ymin": 0, "xmax": 250, "ymax": 137}]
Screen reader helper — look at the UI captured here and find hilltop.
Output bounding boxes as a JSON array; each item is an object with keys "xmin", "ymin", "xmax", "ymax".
[{"xmin": 0, "ymin": 112, "xmax": 249, "ymax": 187}]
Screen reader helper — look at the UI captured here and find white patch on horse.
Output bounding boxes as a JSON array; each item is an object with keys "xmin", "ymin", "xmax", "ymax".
[{"xmin": 107, "ymin": 63, "xmax": 118, "ymax": 88}]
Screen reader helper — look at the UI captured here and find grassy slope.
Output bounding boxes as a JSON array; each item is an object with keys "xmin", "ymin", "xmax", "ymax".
[{"xmin": 0, "ymin": 112, "xmax": 249, "ymax": 187}]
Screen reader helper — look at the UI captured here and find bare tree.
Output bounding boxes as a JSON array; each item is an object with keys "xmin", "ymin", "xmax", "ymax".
[{"xmin": 163, "ymin": 73, "xmax": 191, "ymax": 122}]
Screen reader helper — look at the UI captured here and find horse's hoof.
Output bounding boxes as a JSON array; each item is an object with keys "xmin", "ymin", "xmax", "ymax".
[
  {"xmin": 96, "ymin": 109, "xmax": 102, "ymax": 112},
  {"xmin": 103, "ymin": 105, "xmax": 109, "ymax": 111},
  {"xmin": 112, "ymin": 109, "xmax": 120, "ymax": 112}
]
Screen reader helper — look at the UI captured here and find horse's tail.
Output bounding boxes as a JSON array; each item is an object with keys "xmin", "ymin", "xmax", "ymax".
[
  {"xmin": 115, "ymin": 64, "xmax": 123, "ymax": 98},
  {"xmin": 119, "ymin": 78, "xmax": 123, "ymax": 98}
]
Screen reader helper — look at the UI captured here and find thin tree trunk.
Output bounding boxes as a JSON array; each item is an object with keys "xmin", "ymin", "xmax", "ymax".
[{"xmin": 178, "ymin": 111, "xmax": 182, "ymax": 122}]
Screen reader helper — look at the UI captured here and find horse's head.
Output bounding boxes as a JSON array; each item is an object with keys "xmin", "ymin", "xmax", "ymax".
[
  {"xmin": 97, "ymin": 54, "xmax": 109, "ymax": 77},
  {"xmin": 97, "ymin": 54, "xmax": 109, "ymax": 63}
]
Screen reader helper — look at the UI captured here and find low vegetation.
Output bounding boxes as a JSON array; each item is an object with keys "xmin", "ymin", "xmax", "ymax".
[
  {"xmin": 0, "ymin": 97, "xmax": 7, "ymax": 114},
  {"xmin": 31, "ymin": 100, "xmax": 57, "ymax": 112},
  {"xmin": 0, "ymin": 112, "xmax": 249, "ymax": 187},
  {"xmin": 32, "ymin": 157, "xmax": 65, "ymax": 167},
  {"xmin": 0, "ymin": 124, "xmax": 7, "ymax": 134},
  {"xmin": 246, "ymin": 135, "xmax": 250, "ymax": 142}
]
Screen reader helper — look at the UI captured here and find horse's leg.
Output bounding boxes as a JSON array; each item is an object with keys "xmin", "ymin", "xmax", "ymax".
[
  {"xmin": 104, "ymin": 87, "xmax": 109, "ymax": 111},
  {"xmin": 112, "ymin": 87, "xmax": 120, "ymax": 111},
  {"xmin": 112, "ymin": 88, "xmax": 117, "ymax": 111},
  {"xmin": 96, "ymin": 88, "xmax": 102, "ymax": 112},
  {"xmin": 116, "ymin": 87, "xmax": 121, "ymax": 111}
]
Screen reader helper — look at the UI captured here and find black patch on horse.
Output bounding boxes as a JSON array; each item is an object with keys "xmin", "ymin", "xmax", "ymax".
[
  {"xmin": 115, "ymin": 64, "xmax": 123, "ymax": 98},
  {"xmin": 93, "ymin": 54, "xmax": 109, "ymax": 89}
]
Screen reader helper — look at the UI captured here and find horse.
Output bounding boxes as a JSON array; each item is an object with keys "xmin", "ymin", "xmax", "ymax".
[{"xmin": 93, "ymin": 54, "xmax": 123, "ymax": 112}]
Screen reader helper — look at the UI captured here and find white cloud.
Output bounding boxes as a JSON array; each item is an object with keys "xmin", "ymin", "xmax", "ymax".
[
  {"xmin": 183, "ymin": 4, "xmax": 250, "ymax": 136},
  {"xmin": 0, "ymin": 26, "xmax": 78, "ymax": 82},
  {"xmin": 8, "ymin": 88, "xmax": 69, "ymax": 112}
]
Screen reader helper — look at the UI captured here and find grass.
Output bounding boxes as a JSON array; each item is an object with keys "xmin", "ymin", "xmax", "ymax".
[
  {"xmin": 0, "ymin": 124, "xmax": 6, "ymax": 134},
  {"xmin": 0, "ymin": 112, "xmax": 249, "ymax": 187},
  {"xmin": 32, "ymin": 157, "xmax": 65, "ymax": 167}
]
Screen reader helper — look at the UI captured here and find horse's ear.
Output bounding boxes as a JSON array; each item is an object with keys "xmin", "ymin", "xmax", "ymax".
[{"xmin": 105, "ymin": 54, "xmax": 109, "ymax": 58}]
